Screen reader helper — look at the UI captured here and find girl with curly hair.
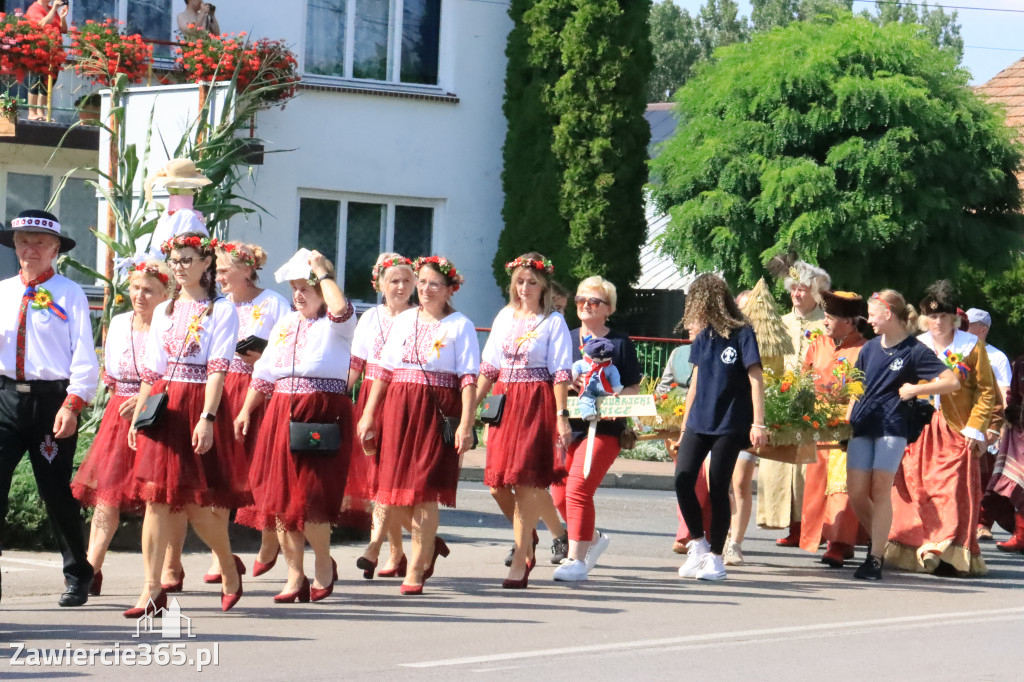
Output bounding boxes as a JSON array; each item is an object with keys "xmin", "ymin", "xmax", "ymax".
[{"xmin": 675, "ymin": 274, "xmax": 767, "ymax": 581}]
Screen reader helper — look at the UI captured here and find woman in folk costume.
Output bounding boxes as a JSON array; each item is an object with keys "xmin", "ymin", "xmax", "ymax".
[
  {"xmin": 356, "ymin": 256, "xmax": 480, "ymax": 595},
  {"xmin": 233, "ymin": 250, "xmax": 356, "ymax": 603},
  {"xmin": 71, "ymin": 261, "xmax": 173, "ymax": 596},
  {"xmin": 126, "ymin": 231, "xmax": 249, "ymax": 616},
  {"xmin": 983, "ymin": 353, "xmax": 1024, "ymax": 553},
  {"xmin": 798, "ymin": 291, "xmax": 868, "ymax": 568},
  {"xmin": 351, "ymin": 253, "xmax": 417, "ymax": 580},
  {"xmin": 477, "ymin": 253, "xmax": 573, "ymax": 589},
  {"xmin": 759, "ymin": 259, "xmax": 830, "ymax": 546},
  {"xmin": 886, "ymin": 281, "xmax": 996, "ymax": 576}
]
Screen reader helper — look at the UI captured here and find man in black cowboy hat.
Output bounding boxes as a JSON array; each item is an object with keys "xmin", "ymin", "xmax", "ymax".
[{"xmin": 0, "ymin": 209, "xmax": 99, "ymax": 607}]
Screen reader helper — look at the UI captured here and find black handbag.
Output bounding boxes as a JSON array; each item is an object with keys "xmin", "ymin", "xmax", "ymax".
[
  {"xmin": 414, "ymin": 314, "xmax": 477, "ymax": 451},
  {"xmin": 133, "ymin": 310, "xmax": 189, "ymax": 431},
  {"xmin": 286, "ymin": 318, "xmax": 341, "ymax": 455},
  {"xmin": 478, "ymin": 315, "xmax": 546, "ymax": 426},
  {"xmin": 235, "ymin": 335, "xmax": 268, "ymax": 355},
  {"xmin": 905, "ymin": 398, "xmax": 936, "ymax": 445}
]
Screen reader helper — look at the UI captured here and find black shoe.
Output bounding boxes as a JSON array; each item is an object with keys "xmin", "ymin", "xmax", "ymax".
[
  {"xmin": 503, "ymin": 545, "xmax": 515, "ymax": 567},
  {"xmin": 58, "ymin": 579, "xmax": 92, "ymax": 607},
  {"xmin": 550, "ymin": 533, "xmax": 569, "ymax": 565},
  {"xmin": 853, "ymin": 555, "xmax": 883, "ymax": 581}
]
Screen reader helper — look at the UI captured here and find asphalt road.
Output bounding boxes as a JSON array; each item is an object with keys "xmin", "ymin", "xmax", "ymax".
[{"xmin": 2, "ymin": 483, "xmax": 1022, "ymax": 681}]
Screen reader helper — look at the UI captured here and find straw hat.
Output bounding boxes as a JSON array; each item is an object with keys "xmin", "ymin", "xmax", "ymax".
[{"xmin": 144, "ymin": 158, "xmax": 212, "ymax": 201}]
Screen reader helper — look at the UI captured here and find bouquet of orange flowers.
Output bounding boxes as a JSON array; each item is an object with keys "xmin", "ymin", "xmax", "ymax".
[{"xmin": 763, "ymin": 361, "xmax": 863, "ymax": 446}]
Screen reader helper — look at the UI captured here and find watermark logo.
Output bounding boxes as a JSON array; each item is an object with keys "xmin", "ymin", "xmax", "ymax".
[{"xmin": 133, "ymin": 597, "xmax": 196, "ymax": 639}]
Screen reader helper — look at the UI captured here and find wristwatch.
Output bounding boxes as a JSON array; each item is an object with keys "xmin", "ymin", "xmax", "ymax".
[
  {"xmin": 200, "ymin": 411, "xmax": 216, "ymax": 423},
  {"xmin": 556, "ymin": 409, "xmax": 570, "ymax": 418}
]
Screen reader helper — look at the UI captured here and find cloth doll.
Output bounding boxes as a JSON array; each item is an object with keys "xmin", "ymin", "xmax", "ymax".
[{"xmin": 572, "ymin": 337, "xmax": 623, "ymax": 421}]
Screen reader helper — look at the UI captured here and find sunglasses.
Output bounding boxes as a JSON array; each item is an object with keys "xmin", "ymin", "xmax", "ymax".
[
  {"xmin": 869, "ymin": 292, "xmax": 892, "ymax": 312},
  {"xmin": 575, "ymin": 296, "xmax": 608, "ymax": 308}
]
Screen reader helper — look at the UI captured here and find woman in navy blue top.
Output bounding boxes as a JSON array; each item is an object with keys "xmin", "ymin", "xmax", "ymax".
[{"xmin": 675, "ymin": 274, "xmax": 767, "ymax": 582}]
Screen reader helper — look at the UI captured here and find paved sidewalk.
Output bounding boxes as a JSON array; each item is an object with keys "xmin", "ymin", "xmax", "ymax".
[{"xmin": 459, "ymin": 447, "xmax": 675, "ymax": 491}]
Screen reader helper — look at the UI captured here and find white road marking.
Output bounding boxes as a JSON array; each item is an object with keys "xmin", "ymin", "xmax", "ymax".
[
  {"xmin": 401, "ymin": 606, "xmax": 1024, "ymax": 669},
  {"xmin": 1, "ymin": 557, "xmax": 62, "ymax": 568}
]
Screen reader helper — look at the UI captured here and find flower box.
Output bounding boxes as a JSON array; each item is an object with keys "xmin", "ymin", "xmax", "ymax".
[{"xmin": 0, "ymin": 114, "xmax": 15, "ymax": 138}]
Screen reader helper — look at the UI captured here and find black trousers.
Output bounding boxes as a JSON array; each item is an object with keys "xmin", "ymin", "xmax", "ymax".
[
  {"xmin": 674, "ymin": 429, "xmax": 748, "ymax": 555},
  {"xmin": 0, "ymin": 381, "xmax": 91, "ymax": 586}
]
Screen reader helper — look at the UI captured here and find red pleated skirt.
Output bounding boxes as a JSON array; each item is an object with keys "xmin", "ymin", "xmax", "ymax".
[
  {"xmin": 342, "ymin": 378, "xmax": 382, "ymax": 512},
  {"xmin": 236, "ymin": 390, "xmax": 353, "ymax": 532},
  {"xmin": 484, "ymin": 380, "xmax": 566, "ymax": 488},
  {"xmin": 131, "ymin": 380, "xmax": 253, "ymax": 511},
  {"xmin": 71, "ymin": 393, "xmax": 143, "ymax": 513},
  {"xmin": 375, "ymin": 382, "xmax": 461, "ymax": 508},
  {"xmin": 222, "ymin": 369, "xmax": 264, "ymax": 456}
]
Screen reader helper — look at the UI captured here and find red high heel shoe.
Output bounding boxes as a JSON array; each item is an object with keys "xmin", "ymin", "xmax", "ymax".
[
  {"xmin": 311, "ymin": 559, "xmax": 337, "ymax": 602},
  {"xmin": 422, "ymin": 537, "xmax": 450, "ymax": 581},
  {"xmin": 204, "ymin": 555, "xmax": 247, "ymax": 584},
  {"xmin": 399, "ymin": 582, "xmax": 423, "ymax": 595},
  {"xmin": 502, "ymin": 559, "xmax": 534, "ymax": 589},
  {"xmin": 162, "ymin": 569, "xmax": 185, "ymax": 593},
  {"xmin": 378, "ymin": 555, "xmax": 407, "ymax": 578},
  {"xmin": 273, "ymin": 577, "xmax": 310, "ymax": 604},
  {"xmin": 253, "ymin": 551, "xmax": 279, "ymax": 577},
  {"xmin": 356, "ymin": 556, "xmax": 377, "ymax": 580},
  {"xmin": 221, "ymin": 555, "xmax": 244, "ymax": 612},
  {"xmin": 89, "ymin": 570, "xmax": 102, "ymax": 597},
  {"xmin": 123, "ymin": 589, "xmax": 167, "ymax": 618}
]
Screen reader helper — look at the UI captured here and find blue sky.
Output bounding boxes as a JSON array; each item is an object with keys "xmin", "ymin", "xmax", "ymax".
[{"xmin": 670, "ymin": 0, "xmax": 1024, "ymax": 84}]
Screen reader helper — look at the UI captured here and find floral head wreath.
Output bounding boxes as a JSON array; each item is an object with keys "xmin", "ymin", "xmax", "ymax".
[
  {"xmin": 371, "ymin": 256, "xmax": 414, "ymax": 292},
  {"xmin": 504, "ymin": 256, "xmax": 555, "ymax": 276},
  {"xmin": 160, "ymin": 234, "xmax": 218, "ymax": 257},
  {"xmin": 133, "ymin": 262, "xmax": 170, "ymax": 286},
  {"xmin": 413, "ymin": 256, "xmax": 464, "ymax": 292},
  {"xmin": 218, "ymin": 242, "xmax": 257, "ymax": 268}
]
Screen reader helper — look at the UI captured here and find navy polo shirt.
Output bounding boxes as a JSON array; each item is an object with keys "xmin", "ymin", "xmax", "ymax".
[
  {"xmin": 849, "ymin": 336, "xmax": 948, "ymax": 439},
  {"xmin": 686, "ymin": 324, "xmax": 761, "ymax": 436}
]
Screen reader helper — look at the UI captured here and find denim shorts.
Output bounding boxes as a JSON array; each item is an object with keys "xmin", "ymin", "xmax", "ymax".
[
  {"xmin": 847, "ymin": 436, "xmax": 908, "ymax": 473},
  {"xmin": 737, "ymin": 449, "xmax": 756, "ymax": 462}
]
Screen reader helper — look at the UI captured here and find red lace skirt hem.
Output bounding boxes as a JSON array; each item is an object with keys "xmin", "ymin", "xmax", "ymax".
[
  {"xmin": 71, "ymin": 393, "xmax": 143, "ymax": 513},
  {"xmin": 483, "ymin": 380, "xmax": 566, "ymax": 489}
]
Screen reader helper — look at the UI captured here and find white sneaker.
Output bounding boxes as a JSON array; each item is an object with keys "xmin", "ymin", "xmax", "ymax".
[
  {"xmin": 695, "ymin": 553, "xmax": 727, "ymax": 581},
  {"xmin": 723, "ymin": 541, "xmax": 744, "ymax": 566},
  {"xmin": 584, "ymin": 530, "xmax": 611, "ymax": 571},
  {"xmin": 678, "ymin": 537, "xmax": 710, "ymax": 577},
  {"xmin": 553, "ymin": 558, "xmax": 589, "ymax": 582}
]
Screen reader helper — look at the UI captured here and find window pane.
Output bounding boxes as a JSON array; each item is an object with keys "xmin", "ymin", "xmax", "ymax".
[
  {"xmin": 353, "ymin": 0, "xmax": 390, "ymax": 80},
  {"xmin": 72, "ymin": 0, "xmax": 118, "ymax": 26},
  {"xmin": 298, "ymin": 198, "xmax": 340, "ymax": 264},
  {"xmin": 7, "ymin": 0, "xmax": 36, "ymax": 13},
  {"xmin": 393, "ymin": 205, "xmax": 432, "ymax": 260},
  {"xmin": 344, "ymin": 202, "xmax": 384, "ymax": 302},
  {"xmin": 3, "ymin": 174, "xmax": 52, "ymax": 279},
  {"xmin": 401, "ymin": 0, "xmax": 440, "ymax": 85},
  {"xmin": 127, "ymin": 0, "xmax": 172, "ymax": 58},
  {"xmin": 305, "ymin": 0, "xmax": 346, "ymax": 76},
  {"xmin": 58, "ymin": 178, "xmax": 99, "ymax": 286}
]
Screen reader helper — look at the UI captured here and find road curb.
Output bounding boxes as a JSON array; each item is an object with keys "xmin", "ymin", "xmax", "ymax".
[{"xmin": 460, "ymin": 467, "xmax": 675, "ymax": 492}]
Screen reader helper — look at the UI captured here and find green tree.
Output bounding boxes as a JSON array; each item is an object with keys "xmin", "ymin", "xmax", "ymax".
[
  {"xmin": 751, "ymin": 0, "xmax": 852, "ymax": 31},
  {"xmin": 493, "ymin": 0, "xmax": 573, "ymax": 292},
  {"xmin": 649, "ymin": 17, "xmax": 1024, "ymax": 296},
  {"xmin": 697, "ymin": 0, "xmax": 749, "ymax": 60},
  {"xmin": 648, "ymin": 1, "xmax": 701, "ymax": 102},
  {"xmin": 871, "ymin": 1, "xmax": 963, "ymax": 62}
]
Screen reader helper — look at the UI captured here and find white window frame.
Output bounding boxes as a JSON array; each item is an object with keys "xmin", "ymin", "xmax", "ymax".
[
  {"xmin": 301, "ymin": 0, "xmax": 447, "ymax": 92},
  {"xmin": 296, "ymin": 190, "xmax": 443, "ymax": 302}
]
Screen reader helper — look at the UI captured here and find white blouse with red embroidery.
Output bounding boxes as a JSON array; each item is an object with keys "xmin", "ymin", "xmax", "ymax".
[
  {"xmin": 229, "ymin": 288, "xmax": 292, "ymax": 374},
  {"xmin": 350, "ymin": 304, "xmax": 400, "ymax": 381},
  {"xmin": 102, "ymin": 311, "xmax": 149, "ymax": 396},
  {"xmin": 140, "ymin": 298, "xmax": 239, "ymax": 385},
  {"xmin": 377, "ymin": 307, "xmax": 480, "ymax": 389},
  {"xmin": 480, "ymin": 307, "xmax": 573, "ymax": 384},
  {"xmin": 250, "ymin": 302, "xmax": 356, "ymax": 395}
]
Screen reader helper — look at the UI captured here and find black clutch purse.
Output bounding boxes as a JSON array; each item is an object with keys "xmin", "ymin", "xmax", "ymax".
[
  {"xmin": 905, "ymin": 398, "xmax": 936, "ymax": 444},
  {"xmin": 235, "ymin": 335, "xmax": 269, "ymax": 355},
  {"xmin": 441, "ymin": 416, "xmax": 478, "ymax": 450},
  {"xmin": 134, "ymin": 392, "xmax": 167, "ymax": 430},
  {"xmin": 289, "ymin": 421, "xmax": 342, "ymax": 455},
  {"xmin": 479, "ymin": 394, "xmax": 505, "ymax": 425}
]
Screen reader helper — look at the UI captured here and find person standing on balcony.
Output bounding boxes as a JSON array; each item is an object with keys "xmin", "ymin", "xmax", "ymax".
[
  {"xmin": 177, "ymin": 0, "xmax": 220, "ymax": 37},
  {"xmin": 0, "ymin": 209, "xmax": 99, "ymax": 607},
  {"xmin": 476, "ymin": 253, "xmax": 573, "ymax": 589},
  {"xmin": 71, "ymin": 260, "xmax": 173, "ymax": 598},
  {"xmin": 549, "ymin": 276, "xmax": 642, "ymax": 582},
  {"xmin": 758, "ymin": 259, "xmax": 830, "ymax": 546},
  {"xmin": 24, "ymin": 0, "xmax": 69, "ymax": 121}
]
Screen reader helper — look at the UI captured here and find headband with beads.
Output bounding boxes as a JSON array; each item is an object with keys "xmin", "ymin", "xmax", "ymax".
[
  {"xmin": 371, "ymin": 256, "xmax": 414, "ymax": 292},
  {"xmin": 413, "ymin": 256, "xmax": 463, "ymax": 292},
  {"xmin": 504, "ymin": 256, "xmax": 554, "ymax": 276}
]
